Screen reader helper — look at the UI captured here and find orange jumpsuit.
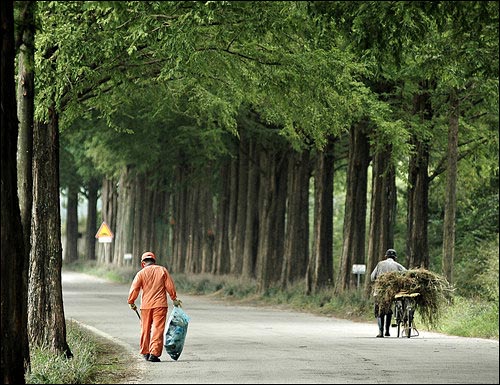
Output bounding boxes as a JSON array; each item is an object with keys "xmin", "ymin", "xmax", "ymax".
[{"xmin": 128, "ymin": 264, "xmax": 177, "ymax": 358}]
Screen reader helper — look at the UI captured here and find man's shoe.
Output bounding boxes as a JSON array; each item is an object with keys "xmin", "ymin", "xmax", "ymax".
[
  {"xmin": 148, "ymin": 354, "xmax": 161, "ymax": 362},
  {"xmin": 385, "ymin": 331, "xmax": 390, "ymax": 337},
  {"xmin": 376, "ymin": 333, "xmax": 384, "ymax": 338},
  {"xmin": 142, "ymin": 354, "xmax": 150, "ymax": 361}
]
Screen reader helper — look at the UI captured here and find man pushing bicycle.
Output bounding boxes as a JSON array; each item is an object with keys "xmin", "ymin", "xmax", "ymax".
[{"xmin": 370, "ymin": 249, "xmax": 407, "ymax": 338}]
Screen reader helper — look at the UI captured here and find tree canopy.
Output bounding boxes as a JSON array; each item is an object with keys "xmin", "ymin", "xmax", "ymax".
[{"xmin": 30, "ymin": 0, "xmax": 498, "ymax": 292}]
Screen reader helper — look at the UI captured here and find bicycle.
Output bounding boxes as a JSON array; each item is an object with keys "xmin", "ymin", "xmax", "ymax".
[{"xmin": 392, "ymin": 292, "xmax": 420, "ymax": 338}]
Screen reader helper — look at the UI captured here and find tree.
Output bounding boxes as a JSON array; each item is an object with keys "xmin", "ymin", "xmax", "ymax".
[
  {"xmin": 64, "ymin": 126, "xmax": 102, "ymax": 261},
  {"xmin": 256, "ymin": 138, "xmax": 288, "ymax": 292},
  {"xmin": 406, "ymin": 80, "xmax": 433, "ymax": 269},
  {"xmin": 432, "ymin": 2, "xmax": 498, "ymax": 283},
  {"xmin": 84, "ymin": 177, "xmax": 100, "ymax": 261},
  {"xmin": 15, "ymin": 0, "xmax": 35, "ymax": 373},
  {"xmin": 365, "ymin": 146, "xmax": 397, "ymax": 296},
  {"xmin": 1, "ymin": 0, "xmax": 28, "ymax": 382},
  {"xmin": 16, "ymin": 0, "xmax": 35, "ymax": 286},
  {"xmin": 307, "ymin": 138, "xmax": 335, "ymax": 294},
  {"xmin": 338, "ymin": 123, "xmax": 370, "ymax": 291},
  {"xmin": 60, "ymin": 138, "xmax": 82, "ymax": 263},
  {"xmin": 281, "ymin": 148, "xmax": 310, "ymax": 288},
  {"xmin": 442, "ymin": 90, "xmax": 459, "ymax": 283},
  {"xmin": 44, "ymin": 1, "xmax": 497, "ymax": 298},
  {"xmin": 29, "ymin": 107, "xmax": 73, "ymax": 358}
]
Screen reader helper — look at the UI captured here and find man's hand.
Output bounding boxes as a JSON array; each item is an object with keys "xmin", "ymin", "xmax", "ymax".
[
  {"xmin": 173, "ymin": 299, "xmax": 182, "ymax": 307},
  {"xmin": 129, "ymin": 303, "xmax": 137, "ymax": 311}
]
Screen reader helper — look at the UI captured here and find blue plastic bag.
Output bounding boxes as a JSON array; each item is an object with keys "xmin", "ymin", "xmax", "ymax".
[{"xmin": 164, "ymin": 306, "xmax": 190, "ymax": 361}]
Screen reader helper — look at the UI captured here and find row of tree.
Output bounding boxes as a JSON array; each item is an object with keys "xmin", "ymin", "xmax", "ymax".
[
  {"xmin": 2, "ymin": 1, "xmax": 498, "ymax": 383},
  {"xmin": 59, "ymin": 1, "xmax": 497, "ymax": 290}
]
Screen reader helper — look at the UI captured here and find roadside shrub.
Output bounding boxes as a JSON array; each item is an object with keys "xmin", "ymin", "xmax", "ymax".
[{"xmin": 436, "ymin": 296, "xmax": 499, "ymax": 339}]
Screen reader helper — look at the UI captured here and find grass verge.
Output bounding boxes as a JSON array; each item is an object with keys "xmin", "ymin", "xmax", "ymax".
[{"xmin": 26, "ymin": 319, "xmax": 138, "ymax": 384}]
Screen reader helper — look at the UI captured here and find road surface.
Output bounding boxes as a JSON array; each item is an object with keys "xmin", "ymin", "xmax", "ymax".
[{"xmin": 62, "ymin": 271, "xmax": 499, "ymax": 384}]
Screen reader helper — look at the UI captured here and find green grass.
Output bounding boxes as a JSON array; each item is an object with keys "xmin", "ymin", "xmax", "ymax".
[
  {"xmin": 435, "ymin": 296, "xmax": 499, "ymax": 339},
  {"xmin": 26, "ymin": 320, "xmax": 134, "ymax": 384}
]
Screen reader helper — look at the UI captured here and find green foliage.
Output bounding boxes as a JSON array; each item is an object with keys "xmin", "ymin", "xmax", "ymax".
[
  {"xmin": 42, "ymin": 1, "xmax": 498, "ymax": 313},
  {"xmin": 454, "ymin": 236, "xmax": 499, "ymax": 301},
  {"xmin": 59, "ymin": 135, "xmax": 83, "ymax": 190},
  {"xmin": 436, "ymin": 295, "xmax": 499, "ymax": 339}
]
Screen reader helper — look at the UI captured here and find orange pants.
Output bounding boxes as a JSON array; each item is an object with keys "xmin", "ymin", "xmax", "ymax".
[{"xmin": 139, "ymin": 307, "xmax": 168, "ymax": 357}]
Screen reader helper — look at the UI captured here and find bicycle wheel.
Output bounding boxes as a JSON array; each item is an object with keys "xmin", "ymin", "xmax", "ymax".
[
  {"xmin": 407, "ymin": 308, "xmax": 415, "ymax": 338},
  {"xmin": 405, "ymin": 307, "xmax": 412, "ymax": 338},
  {"xmin": 394, "ymin": 302, "xmax": 402, "ymax": 338}
]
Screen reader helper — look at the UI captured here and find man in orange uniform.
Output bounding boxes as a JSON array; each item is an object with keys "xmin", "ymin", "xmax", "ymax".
[{"xmin": 128, "ymin": 251, "xmax": 181, "ymax": 362}]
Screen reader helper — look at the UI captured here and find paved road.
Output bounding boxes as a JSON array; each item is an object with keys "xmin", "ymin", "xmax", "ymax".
[{"xmin": 62, "ymin": 271, "xmax": 499, "ymax": 384}]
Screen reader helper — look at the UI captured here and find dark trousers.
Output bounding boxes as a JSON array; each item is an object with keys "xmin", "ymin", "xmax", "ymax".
[{"xmin": 374, "ymin": 304, "xmax": 392, "ymax": 334}]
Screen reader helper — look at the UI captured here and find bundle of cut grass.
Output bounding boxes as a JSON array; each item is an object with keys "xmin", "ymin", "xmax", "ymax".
[{"xmin": 373, "ymin": 268, "xmax": 454, "ymax": 326}]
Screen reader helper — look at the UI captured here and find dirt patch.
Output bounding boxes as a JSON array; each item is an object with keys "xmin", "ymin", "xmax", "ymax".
[
  {"xmin": 74, "ymin": 321, "xmax": 145, "ymax": 384},
  {"xmin": 92, "ymin": 338, "xmax": 143, "ymax": 384}
]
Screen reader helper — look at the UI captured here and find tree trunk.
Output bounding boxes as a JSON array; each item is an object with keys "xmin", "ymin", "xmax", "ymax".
[
  {"xmin": 29, "ymin": 108, "xmax": 72, "ymax": 358},
  {"xmin": 241, "ymin": 138, "xmax": 260, "ymax": 278},
  {"xmin": 282, "ymin": 149, "xmax": 310, "ymax": 288},
  {"xmin": 442, "ymin": 90, "xmax": 459, "ymax": 284},
  {"xmin": 256, "ymin": 148, "xmax": 287, "ymax": 292},
  {"xmin": 151, "ymin": 179, "xmax": 171, "ymax": 267},
  {"xmin": 16, "ymin": 0, "xmax": 35, "ymax": 266},
  {"xmin": 274, "ymin": 154, "xmax": 288, "ymax": 282},
  {"xmin": 113, "ymin": 167, "xmax": 135, "ymax": 266},
  {"xmin": 201, "ymin": 178, "xmax": 215, "ymax": 273},
  {"xmin": 99, "ymin": 177, "xmax": 117, "ymax": 264},
  {"xmin": 406, "ymin": 82, "xmax": 432, "ymax": 269},
  {"xmin": 15, "ymin": 0, "xmax": 35, "ymax": 374},
  {"xmin": 172, "ymin": 167, "xmax": 184, "ymax": 272},
  {"xmin": 138, "ymin": 173, "xmax": 157, "ymax": 262},
  {"xmin": 214, "ymin": 160, "xmax": 231, "ymax": 274},
  {"xmin": 1, "ymin": 1, "xmax": 29, "ymax": 381},
  {"xmin": 338, "ymin": 124, "xmax": 370, "ymax": 291},
  {"xmin": 185, "ymin": 185, "xmax": 201, "ymax": 273},
  {"xmin": 227, "ymin": 153, "xmax": 238, "ymax": 273},
  {"xmin": 365, "ymin": 147, "xmax": 396, "ymax": 296},
  {"xmin": 132, "ymin": 174, "xmax": 146, "ymax": 265},
  {"xmin": 307, "ymin": 139, "xmax": 335, "ymax": 294},
  {"xmin": 85, "ymin": 178, "xmax": 99, "ymax": 260},
  {"xmin": 64, "ymin": 184, "xmax": 79, "ymax": 262},
  {"xmin": 232, "ymin": 133, "xmax": 249, "ymax": 275},
  {"xmin": 407, "ymin": 137, "xmax": 430, "ymax": 269}
]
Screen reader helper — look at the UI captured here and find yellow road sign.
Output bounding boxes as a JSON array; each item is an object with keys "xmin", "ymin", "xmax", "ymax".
[{"xmin": 95, "ymin": 221, "xmax": 113, "ymax": 239}]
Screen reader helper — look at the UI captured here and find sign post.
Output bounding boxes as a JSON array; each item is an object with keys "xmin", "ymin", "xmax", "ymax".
[
  {"xmin": 95, "ymin": 221, "xmax": 114, "ymax": 243},
  {"xmin": 95, "ymin": 221, "xmax": 114, "ymax": 263},
  {"xmin": 352, "ymin": 264, "xmax": 366, "ymax": 289},
  {"xmin": 124, "ymin": 253, "xmax": 132, "ymax": 265}
]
